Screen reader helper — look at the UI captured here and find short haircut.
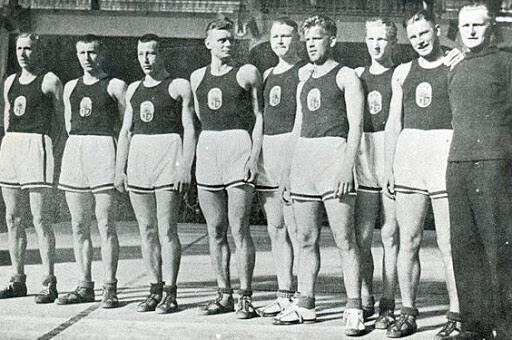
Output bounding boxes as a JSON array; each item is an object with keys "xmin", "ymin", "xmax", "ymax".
[
  {"xmin": 272, "ymin": 17, "xmax": 299, "ymax": 35},
  {"xmin": 16, "ymin": 33, "xmax": 39, "ymax": 45},
  {"xmin": 459, "ymin": 2, "xmax": 494, "ymax": 24},
  {"xmin": 302, "ymin": 15, "xmax": 337, "ymax": 37},
  {"xmin": 76, "ymin": 34, "xmax": 104, "ymax": 51},
  {"xmin": 138, "ymin": 33, "xmax": 161, "ymax": 49},
  {"xmin": 205, "ymin": 18, "xmax": 234, "ymax": 35},
  {"xmin": 366, "ymin": 17, "xmax": 398, "ymax": 42},
  {"xmin": 403, "ymin": 8, "xmax": 436, "ymax": 28}
]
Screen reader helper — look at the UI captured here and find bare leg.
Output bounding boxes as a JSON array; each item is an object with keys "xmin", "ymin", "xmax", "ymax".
[
  {"xmin": 292, "ymin": 200, "xmax": 322, "ymax": 299},
  {"xmin": 431, "ymin": 197, "xmax": 459, "ymax": 314},
  {"xmin": 227, "ymin": 185, "xmax": 255, "ymax": 292},
  {"xmin": 129, "ymin": 192, "xmax": 161, "ymax": 283},
  {"xmin": 324, "ymin": 196, "xmax": 361, "ymax": 303},
  {"xmin": 29, "ymin": 188, "xmax": 55, "ymax": 277},
  {"xmin": 395, "ymin": 193, "xmax": 428, "ymax": 309},
  {"xmin": 259, "ymin": 191, "xmax": 293, "ymax": 291},
  {"xmin": 3, "ymin": 188, "xmax": 26, "ymax": 276},
  {"xmin": 354, "ymin": 191, "xmax": 379, "ymax": 300},
  {"xmin": 380, "ymin": 193, "xmax": 398, "ymax": 302},
  {"xmin": 66, "ymin": 191, "xmax": 94, "ymax": 282},
  {"xmin": 155, "ymin": 190, "xmax": 181, "ymax": 288},
  {"xmin": 94, "ymin": 191, "xmax": 118, "ymax": 284}
]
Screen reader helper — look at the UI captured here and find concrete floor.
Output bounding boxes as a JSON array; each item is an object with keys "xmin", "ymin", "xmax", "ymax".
[{"xmin": 0, "ymin": 222, "xmax": 450, "ymax": 339}]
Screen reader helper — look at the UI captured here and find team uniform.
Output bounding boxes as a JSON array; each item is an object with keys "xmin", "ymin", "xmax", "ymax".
[
  {"xmin": 59, "ymin": 77, "xmax": 117, "ymax": 193},
  {"xmin": 127, "ymin": 77, "xmax": 183, "ymax": 193},
  {"xmin": 447, "ymin": 46, "xmax": 512, "ymax": 338},
  {"xmin": 195, "ymin": 65, "xmax": 254, "ymax": 191},
  {"xmin": 355, "ymin": 67, "xmax": 393, "ymax": 193},
  {"xmin": 0, "ymin": 73, "xmax": 54, "ymax": 189},
  {"xmin": 393, "ymin": 60, "xmax": 452, "ymax": 199},
  {"xmin": 290, "ymin": 64, "xmax": 354, "ymax": 201},
  {"xmin": 256, "ymin": 64, "xmax": 301, "ymax": 191}
]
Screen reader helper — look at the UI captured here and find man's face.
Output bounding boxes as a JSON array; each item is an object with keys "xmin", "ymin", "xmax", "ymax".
[
  {"xmin": 270, "ymin": 23, "xmax": 298, "ymax": 58},
  {"xmin": 406, "ymin": 18, "xmax": 439, "ymax": 58},
  {"xmin": 365, "ymin": 23, "xmax": 394, "ymax": 63},
  {"xmin": 205, "ymin": 28, "xmax": 233, "ymax": 60},
  {"xmin": 16, "ymin": 37, "xmax": 36, "ymax": 69},
  {"xmin": 137, "ymin": 40, "xmax": 161, "ymax": 75},
  {"xmin": 304, "ymin": 25, "xmax": 334, "ymax": 64},
  {"xmin": 459, "ymin": 7, "xmax": 492, "ymax": 51},
  {"xmin": 76, "ymin": 41, "xmax": 102, "ymax": 73}
]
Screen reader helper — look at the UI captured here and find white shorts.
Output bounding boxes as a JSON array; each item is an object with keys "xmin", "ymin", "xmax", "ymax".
[
  {"xmin": 0, "ymin": 132, "xmax": 54, "ymax": 189},
  {"xmin": 290, "ymin": 137, "xmax": 355, "ymax": 201},
  {"xmin": 256, "ymin": 133, "xmax": 292, "ymax": 191},
  {"xmin": 355, "ymin": 131, "xmax": 386, "ymax": 194},
  {"xmin": 127, "ymin": 133, "xmax": 182, "ymax": 193},
  {"xmin": 394, "ymin": 129, "xmax": 452, "ymax": 199},
  {"xmin": 196, "ymin": 130, "xmax": 252, "ymax": 191},
  {"xmin": 59, "ymin": 135, "xmax": 116, "ymax": 193}
]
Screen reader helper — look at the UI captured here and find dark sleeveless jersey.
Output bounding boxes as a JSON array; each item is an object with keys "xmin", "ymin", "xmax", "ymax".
[
  {"xmin": 7, "ymin": 73, "xmax": 53, "ymax": 135},
  {"xmin": 69, "ymin": 77, "xmax": 118, "ymax": 136},
  {"xmin": 196, "ymin": 65, "xmax": 254, "ymax": 132},
  {"xmin": 360, "ymin": 66, "xmax": 394, "ymax": 133},
  {"xmin": 402, "ymin": 59, "xmax": 452, "ymax": 130},
  {"xmin": 130, "ymin": 77, "xmax": 183, "ymax": 136},
  {"xmin": 263, "ymin": 63, "xmax": 302, "ymax": 135},
  {"xmin": 300, "ymin": 64, "xmax": 349, "ymax": 138}
]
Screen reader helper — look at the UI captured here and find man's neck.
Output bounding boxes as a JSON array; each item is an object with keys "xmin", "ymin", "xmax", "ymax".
[
  {"xmin": 144, "ymin": 68, "xmax": 169, "ymax": 85},
  {"xmin": 369, "ymin": 58, "xmax": 393, "ymax": 74},
  {"xmin": 418, "ymin": 48, "xmax": 445, "ymax": 68},
  {"xmin": 82, "ymin": 69, "xmax": 107, "ymax": 84},
  {"xmin": 311, "ymin": 58, "xmax": 338, "ymax": 77},
  {"xmin": 210, "ymin": 56, "xmax": 232, "ymax": 75},
  {"xmin": 274, "ymin": 54, "xmax": 300, "ymax": 74}
]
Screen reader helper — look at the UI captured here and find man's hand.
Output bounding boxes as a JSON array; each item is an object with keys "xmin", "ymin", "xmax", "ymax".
[
  {"xmin": 384, "ymin": 170, "xmax": 396, "ymax": 200},
  {"xmin": 278, "ymin": 175, "xmax": 293, "ymax": 206},
  {"xmin": 333, "ymin": 166, "xmax": 354, "ymax": 198},
  {"xmin": 114, "ymin": 172, "xmax": 127, "ymax": 193},
  {"xmin": 174, "ymin": 164, "xmax": 191, "ymax": 194},
  {"xmin": 244, "ymin": 158, "xmax": 258, "ymax": 184},
  {"xmin": 444, "ymin": 48, "xmax": 465, "ymax": 70}
]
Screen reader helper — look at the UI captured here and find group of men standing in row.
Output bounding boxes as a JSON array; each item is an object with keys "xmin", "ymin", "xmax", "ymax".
[{"xmin": 0, "ymin": 2, "xmax": 510, "ymax": 339}]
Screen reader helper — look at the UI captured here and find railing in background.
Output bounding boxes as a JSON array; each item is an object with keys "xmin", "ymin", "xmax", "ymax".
[
  {"xmin": 98, "ymin": 0, "xmax": 240, "ymax": 13},
  {"xmin": 259, "ymin": 0, "xmax": 409, "ymax": 16},
  {"xmin": 17, "ymin": 0, "xmax": 92, "ymax": 10}
]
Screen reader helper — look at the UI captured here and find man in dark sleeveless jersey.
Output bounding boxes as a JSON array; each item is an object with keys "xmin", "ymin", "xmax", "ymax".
[
  {"xmin": 56, "ymin": 35, "xmax": 126, "ymax": 308},
  {"xmin": 0, "ymin": 33, "xmax": 63, "ymax": 304},
  {"xmin": 276, "ymin": 15, "xmax": 366, "ymax": 336},
  {"xmin": 254, "ymin": 17, "xmax": 301, "ymax": 318},
  {"xmin": 114, "ymin": 34, "xmax": 197, "ymax": 314},
  {"xmin": 190, "ymin": 18, "xmax": 263, "ymax": 319},
  {"xmin": 353, "ymin": 17, "xmax": 399, "ymax": 329},
  {"xmin": 384, "ymin": 10, "xmax": 461, "ymax": 338},
  {"xmin": 447, "ymin": 3, "xmax": 512, "ymax": 339}
]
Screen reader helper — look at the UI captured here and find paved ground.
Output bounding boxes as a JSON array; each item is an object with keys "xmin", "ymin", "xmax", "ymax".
[{"xmin": 0, "ymin": 222, "xmax": 450, "ymax": 339}]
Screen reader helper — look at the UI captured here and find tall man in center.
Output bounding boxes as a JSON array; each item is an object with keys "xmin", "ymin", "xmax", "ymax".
[
  {"xmin": 190, "ymin": 18, "xmax": 263, "ymax": 319},
  {"xmin": 276, "ymin": 15, "xmax": 366, "ymax": 337}
]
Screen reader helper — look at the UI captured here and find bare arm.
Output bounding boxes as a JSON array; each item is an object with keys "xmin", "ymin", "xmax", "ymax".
[
  {"xmin": 42, "ymin": 72, "xmax": 65, "ymax": 154},
  {"xmin": 114, "ymin": 81, "xmax": 137, "ymax": 193},
  {"xmin": 237, "ymin": 64, "xmax": 263, "ymax": 183},
  {"xmin": 384, "ymin": 63, "xmax": 409, "ymax": 197},
  {"xmin": 278, "ymin": 64, "xmax": 311, "ymax": 203},
  {"xmin": 190, "ymin": 67, "xmax": 206, "ymax": 122},
  {"xmin": 170, "ymin": 78, "xmax": 197, "ymax": 193},
  {"xmin": 3, "ymin": 75, "xmax": 15, "ymax": 133},
  {"xmin": 107, "ymin": 78, "xmax": 128, "ymax": 136},
  {"xmin": 333, "ymin": 67, "xmax": 364, "ymax": 197},
  {"xmin": 62, "ymin": 80, "xmax": 77, "ymax": 134}
]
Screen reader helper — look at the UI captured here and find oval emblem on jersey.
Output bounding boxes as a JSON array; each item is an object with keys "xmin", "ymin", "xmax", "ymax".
[
  {"xmin": 415, "ymin": 82, "xmax": 432, "ymax": 108},
  {"xmin": 307, "ymin": 88, "xmax": 321, "ymax": 112},
  {"xmin": 208, "ymin": 88, "xmax": 223, "ymax": 110},
  {"xmin": 13, "ymin": 96, "xmax": 26, "ymax": 116},
  {"xmin": 269, "ymin": 86, "xmax": 281, "ymax": 107},
  {"xmin": 79, "ymin": 97, "xmax": 93, "ymax": 117},
  {"xmin": 368, "ymin": 90, "xmax": 382, "ymax": 115},
  {"xmin": 140, "ymin": 101, "xmax": 155, "ymax": 123}
]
